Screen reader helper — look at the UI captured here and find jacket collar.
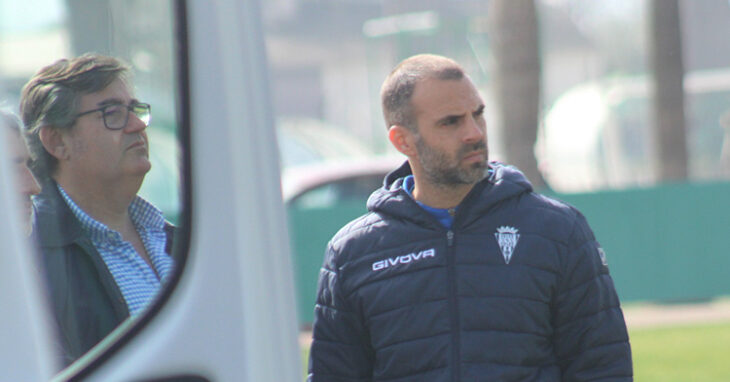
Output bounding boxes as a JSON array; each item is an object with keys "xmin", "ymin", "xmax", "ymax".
[
  {"xmin": 368, "ymin": 160, "xmax": 533, "ymax": 229},
  {"xmin": 33, "ymin": 179, "xmax": 88, "ymax": 248}
]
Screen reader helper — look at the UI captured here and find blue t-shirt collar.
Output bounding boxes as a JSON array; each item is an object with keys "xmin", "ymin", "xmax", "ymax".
[{"xmin": 402, "ymin": 175, "xmax": 455, "ymax": 229}]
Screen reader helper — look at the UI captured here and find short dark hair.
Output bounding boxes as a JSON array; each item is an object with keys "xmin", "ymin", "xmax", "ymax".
[
  {"xmin": 19, "ymin": 53, "xmax": 131, "ymax": 179},
  {"xmin": 380, "ymin": 54, "xmax": 465, "ymax": 132}
]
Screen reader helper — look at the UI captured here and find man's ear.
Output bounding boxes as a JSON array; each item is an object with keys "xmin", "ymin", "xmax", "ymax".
[
  {"xmin": 388, "ymin": 125, "xmax": 417, "ymax": 157},
  {"xmin": 38, "ymin": 126, "xmax": 69, "ymax": 161}
]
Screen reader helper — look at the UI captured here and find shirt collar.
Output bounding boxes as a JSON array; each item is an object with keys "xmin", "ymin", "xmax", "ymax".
[
  {"xmin": 400, "ymin": 168, "xmax": 495, "ymax": 229},
  {"xmin": 57, "ymin": 184, "xmax": 165, "ymax": 243}
]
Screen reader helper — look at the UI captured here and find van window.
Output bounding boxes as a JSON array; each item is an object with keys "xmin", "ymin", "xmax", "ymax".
[{"xmin": 0, "ymin": 0, "xmax": 186, "ymax": 374}]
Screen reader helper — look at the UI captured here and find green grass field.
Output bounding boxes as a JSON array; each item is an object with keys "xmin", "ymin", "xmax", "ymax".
[
  {"xmin": 301, "ymin": 322, "xmax": 730, "ymax": 380},
  {"xmin": 630, "ymin": 322, "xmax": 730, "ymax": 381}
]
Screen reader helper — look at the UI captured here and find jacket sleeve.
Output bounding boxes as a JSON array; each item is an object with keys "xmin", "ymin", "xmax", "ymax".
[
  {"xmin": 308, "ymin": 243, "xmax": 374, "ymax": 382},
  {"xmin": 553, "ymin": 211, "xmax": 633, "ymax": 381}
]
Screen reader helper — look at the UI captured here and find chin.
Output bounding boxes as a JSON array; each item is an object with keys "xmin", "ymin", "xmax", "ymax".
[
  {"xmin": 127, "ymin": 160, "xmax": 152, "ymax": 176},
  {"xmin": 139, "ymin": 157, "xmax": 152, "ymax": 171}
]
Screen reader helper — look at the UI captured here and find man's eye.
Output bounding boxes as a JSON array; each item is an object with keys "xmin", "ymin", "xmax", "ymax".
[
  {"xmin": 443, "ymin": 117, "xmax": 459, "ymax": 125},
  {"xmin": 103, "ymin": 105, "xmax": 124, "ymax": 117}
]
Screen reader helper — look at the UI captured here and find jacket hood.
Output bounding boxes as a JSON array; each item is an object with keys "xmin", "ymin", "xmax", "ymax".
[{"xmin": 367, "ymin": 160, "xmax": 533, "ymax": 227}]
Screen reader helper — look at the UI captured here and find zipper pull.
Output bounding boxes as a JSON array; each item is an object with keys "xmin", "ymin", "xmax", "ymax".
[{"xmin": 447, "ymin": 230, "xmax": 454, "ymax": 246}]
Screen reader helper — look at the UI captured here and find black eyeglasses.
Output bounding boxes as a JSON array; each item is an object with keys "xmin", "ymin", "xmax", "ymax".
[{"xmin": 75, "ymin": 102, "xmax": 151, "ymax": 130}]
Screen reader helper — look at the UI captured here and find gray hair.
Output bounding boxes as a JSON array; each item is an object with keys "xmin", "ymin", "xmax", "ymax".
[
  {"xmin": 19, "ymin": 53, "xmax": 131, "ymax": 179},
  {"xmin": 380, "ymin": 54, "xmax": 465, "ymax": 132}
]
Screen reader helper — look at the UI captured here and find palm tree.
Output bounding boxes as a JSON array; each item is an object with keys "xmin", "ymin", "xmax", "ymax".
[
  {"xmin": 649, "ymin": 0, "xmax": 688, "ymax": 182},
  {"xmin": 487, "ymin": 0, "xmax": 546, "ymax": 189}
]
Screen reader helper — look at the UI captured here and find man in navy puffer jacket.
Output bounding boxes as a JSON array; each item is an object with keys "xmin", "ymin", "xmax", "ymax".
[{"xmin": 308, "ymin": 54, "xmax": 632, "ymax": 381}]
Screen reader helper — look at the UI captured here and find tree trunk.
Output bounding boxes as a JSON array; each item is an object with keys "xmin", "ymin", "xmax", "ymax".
[
  {"xmin": 649, "ymin": 0, "xmax": 688, "ymax": 182},
  {"xmin": 487, "ymin": 0, "xmax": 546, "ymax": 189}
]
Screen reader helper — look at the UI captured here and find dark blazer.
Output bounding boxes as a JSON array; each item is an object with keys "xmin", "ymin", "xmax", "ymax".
[{"xmin": 32, "ymin": 180, "xmax": 174, "ymax": 367}]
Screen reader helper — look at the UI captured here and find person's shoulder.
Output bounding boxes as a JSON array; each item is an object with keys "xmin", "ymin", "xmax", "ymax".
[
  {"xmin": 330, "ymin": 211, "xmax": 384, "ymax": 247},
  {"xmin": 528, "ymin": 192, "xmax": 581, "ymax": 220},
  {"xmin": 32, "ymin": 181, "xmax": 86, "ymax": 247},
  {"xmin": 511, "ymin": 191, "xmax": 589, "ymax": 245},
  {"xmin": 325, "ymin": 210, "xmax": 394, "ymax": 264}
]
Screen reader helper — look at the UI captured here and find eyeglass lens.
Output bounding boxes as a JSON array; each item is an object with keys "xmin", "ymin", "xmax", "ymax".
[{"xmin": 104, "ymin": 104, "xmax": 150, "ymax": 129}]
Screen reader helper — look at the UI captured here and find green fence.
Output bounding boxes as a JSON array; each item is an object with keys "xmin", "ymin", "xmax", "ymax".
[
  {"xmin": 552, "ymin": 182, "xmax": 730, "ymax": 303},
  {"xmin": 288, "ymin": 181, "xmax": 730, "ymax": 326}
]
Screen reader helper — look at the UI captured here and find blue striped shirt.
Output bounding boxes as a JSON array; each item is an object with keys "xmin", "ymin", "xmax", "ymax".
[{"xmin": 58, "ymin": 185, "xmax": 173, "ymax": 317}]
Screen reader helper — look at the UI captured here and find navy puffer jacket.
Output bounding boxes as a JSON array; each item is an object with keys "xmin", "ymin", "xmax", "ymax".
[{"xmin": 309, "ymin": 161, "xmax": 632, "ymax": 381}]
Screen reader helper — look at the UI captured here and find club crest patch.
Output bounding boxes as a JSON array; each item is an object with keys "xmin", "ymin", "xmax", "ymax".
[{"xmin": 494, "ymin": 226, "xmax": 520, "ymax": 264}]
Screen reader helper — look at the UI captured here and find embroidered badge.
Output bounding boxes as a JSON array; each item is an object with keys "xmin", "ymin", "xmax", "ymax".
[{"xmin": 494, "ymin": 226, "xmax": 520, "ymax": 264}]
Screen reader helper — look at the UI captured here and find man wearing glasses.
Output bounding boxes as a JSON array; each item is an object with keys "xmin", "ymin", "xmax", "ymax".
[{"xmin": 20, "ymin": 54, "xmax": 174, "ymax": 366}]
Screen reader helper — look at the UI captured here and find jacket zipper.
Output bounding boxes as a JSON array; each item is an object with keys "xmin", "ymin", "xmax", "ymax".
[{"xmin": 446, "ymin": 230, "xmax": 461, "ymax": 382}]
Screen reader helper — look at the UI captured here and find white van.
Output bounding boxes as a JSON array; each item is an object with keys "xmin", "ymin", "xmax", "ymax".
[{"xmin": 0, "ymin": 1, "xmax": 300, "ymax": 381}]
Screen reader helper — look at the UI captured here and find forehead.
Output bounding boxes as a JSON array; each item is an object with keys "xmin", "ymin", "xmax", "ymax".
[
  {"xmin": 4, "ymin": 128, "xmax": 29, "ymax": 158},
  {"xmin": 410, "ymin": 77, "xmax": 483, "ymax": 121},
  {"xmin": 77, "ymin": 78, "xmax": 133, "ymax": 109}
]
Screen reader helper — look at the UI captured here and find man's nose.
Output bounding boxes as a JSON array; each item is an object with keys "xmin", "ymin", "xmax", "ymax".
[
  {"xmin": 124, "ymin": 112, "xmax": 148, "ymax": 133},
  {"xmin": 463, "ymin": 116, "xmax": 485, "ymax": 143}
]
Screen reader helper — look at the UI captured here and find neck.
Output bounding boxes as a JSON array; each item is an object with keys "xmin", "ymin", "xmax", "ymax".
[
  {"xmin": 54, "ymin": 173, "xmax": 141, "ymax": 233},
  {"xmin": 412, "ymin": 179, "xmax": 475, "ymax": 209}
]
